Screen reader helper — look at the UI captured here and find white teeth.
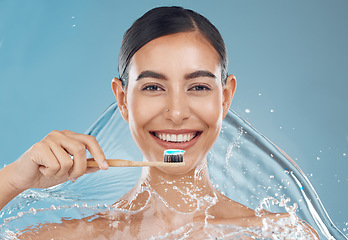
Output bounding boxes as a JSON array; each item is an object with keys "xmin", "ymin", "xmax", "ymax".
[
  {"xmin": 171, "ymin": 134, "xmax": 176, "ymax": 141},
  {"xmin": 155, "ymin": 132, "xmax": 197, "ymax": 143},
  {"xmin": 177, "ymin": 134, "xmax": 183, "ymax": 142}
]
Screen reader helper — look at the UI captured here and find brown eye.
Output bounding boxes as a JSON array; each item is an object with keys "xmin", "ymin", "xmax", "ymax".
[{"xmin": 142, "ymin": 85, "xmax": 164, "ymax": 91}]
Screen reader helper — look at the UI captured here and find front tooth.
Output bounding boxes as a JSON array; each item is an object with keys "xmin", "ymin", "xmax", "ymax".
[
  {"xmin": 170, "ymin": 134, "xmax": 176, "ymax": 142},
  {"xmin": 166, "ymin": 134, "xmax": 170, "ymax": 142},
  {"xmin": 177, "ymin": 134, "xmax": 183, "ymax": 142}
]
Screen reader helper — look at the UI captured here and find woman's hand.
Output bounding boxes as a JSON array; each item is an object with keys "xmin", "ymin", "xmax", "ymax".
[{"xmin": 7, "ymin": 130, "xmax": 109, "ymax": 191}]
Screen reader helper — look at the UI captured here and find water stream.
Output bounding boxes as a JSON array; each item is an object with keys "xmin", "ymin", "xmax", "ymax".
[{"xmin": 0, "ymin": 102, "xmax": 346, "ymax": 239}]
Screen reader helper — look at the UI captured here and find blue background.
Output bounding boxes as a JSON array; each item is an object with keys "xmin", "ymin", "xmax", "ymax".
[{"xmin": 0, "ymin": 0, "xmax": 347, "ymax": 234}]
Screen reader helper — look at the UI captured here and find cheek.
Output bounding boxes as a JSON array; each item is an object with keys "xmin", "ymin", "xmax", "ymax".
[
  {"xmin": 194, "ymin": 94, "xmax": 223, "ymax": 129},
  {"xmin": 127, "ymin": 91, "xmax": 162, "ymax": 135}
]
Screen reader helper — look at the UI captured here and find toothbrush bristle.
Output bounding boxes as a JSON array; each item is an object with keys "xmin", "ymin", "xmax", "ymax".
[
  {"xmin": 164, "ymin": 149, "xmax": 185, "ymax": 163},
  {"xmin": 164, "ymin": 154, "xmax": 183, "ymax": 162}
]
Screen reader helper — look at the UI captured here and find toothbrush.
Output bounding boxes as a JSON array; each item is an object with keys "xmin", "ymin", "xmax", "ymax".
[{"xmin": 87, "ymin": 149, "xmax": 185, "ymax": 167}]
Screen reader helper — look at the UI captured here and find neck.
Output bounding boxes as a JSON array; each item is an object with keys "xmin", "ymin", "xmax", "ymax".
[{"xmin": 134, "ymin": 159, "xmax": 219, "ymax": 213}]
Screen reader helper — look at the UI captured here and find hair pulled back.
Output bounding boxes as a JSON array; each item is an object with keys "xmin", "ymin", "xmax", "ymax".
[{"xmin": 118, "ymin": 6, "xmax": 228, "ymax": 88}]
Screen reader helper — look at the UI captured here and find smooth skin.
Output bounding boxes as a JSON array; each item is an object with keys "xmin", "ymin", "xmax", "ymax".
[
  {"xmin": 1, "ymin": 32, "xmax": 318, "ymax": 239},
  {"xmin": 114, "ymin": 32, "xmax": 235, "ymax": 174},
  {"xmin": 0, "ymin": 130, "xmax": 109, "ymax": 210}
]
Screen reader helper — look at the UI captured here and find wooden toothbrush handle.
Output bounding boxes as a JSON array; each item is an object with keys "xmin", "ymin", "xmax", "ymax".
[{"xmin": 87, "ymin": 159, "xmax": 185, "ymax": 167}]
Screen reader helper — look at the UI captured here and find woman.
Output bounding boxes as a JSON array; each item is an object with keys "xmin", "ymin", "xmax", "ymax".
[{"xmin": 0, "ymin": 6, "xmax": 318, "ymax": 239}]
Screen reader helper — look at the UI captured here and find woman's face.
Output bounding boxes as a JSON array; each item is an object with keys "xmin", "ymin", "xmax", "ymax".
[{"xmin": 113, "ymin": 32, "xmax": 236, "ymax": 174}]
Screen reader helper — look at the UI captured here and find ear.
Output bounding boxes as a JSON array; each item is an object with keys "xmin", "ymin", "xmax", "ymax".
[
  {"xmin": 112, "ymin": 78, "xmax": 129, "ymax": 122},
  {"xmin": 222, "ymin": 74, "xmax": 237, "ymax": 119}
]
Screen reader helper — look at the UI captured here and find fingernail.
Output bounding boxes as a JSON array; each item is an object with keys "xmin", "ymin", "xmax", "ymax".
[{"xmin": 101, "ymin": 160, "xmax": 109, "ymax": 169}]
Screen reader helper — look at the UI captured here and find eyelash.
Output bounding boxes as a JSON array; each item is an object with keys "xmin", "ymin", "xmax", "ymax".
[
  {"xmin": 141, "ymin": 84, "xmax": 211, "ymax": 92},
  {"xmin": 141, "ymin": 84, "xmax": 164, "ymax": 91},
  {"xmin": 189, "ymin": 85, "xmax": 211, "ymax": 91}
]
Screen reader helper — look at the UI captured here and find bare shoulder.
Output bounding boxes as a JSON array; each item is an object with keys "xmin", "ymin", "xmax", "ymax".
[
  {"xmin": 206, "ymin": 194, "xmax": 319, "ymax": 239},
  {"xmin": 207, "ymin": 193, "xmax": 256, "ymax": 220}
]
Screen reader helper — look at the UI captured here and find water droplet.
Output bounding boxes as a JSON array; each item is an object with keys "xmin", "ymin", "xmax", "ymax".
[
  {"xmin": 270, "ymin": 175, "xmax": 274, "ymax": 179},
  {"xmin": 279, "ymin": 126, "xmax": 283, "ymax": 129},
  {"xmin": 258, "ymin": 93, "xmax": 262, "ymax": 96},
  {"xmin": 245, "ymin": 108, "xmax": 250, "ymax": 113},
  {"xmin": 72, "ymin": 16, "xmax": 75, "ymax": 19},
  {"xmin": 270, "ymin": 109, "xmax": 274, "ymax": 113},
  {"xmin": 29, "ymin": 208, "xmax": 37, "ymax": 214},
  {"xmin": 343, "ymin": 153, "xmax": 347, "ymax": 157},
  {"xmin": 316, "ymin": 157, "xmax": 320, "ymax": 160},
  {"xmin": 72, "ymin": 24, "xmax": 76, "ymax": 27}
]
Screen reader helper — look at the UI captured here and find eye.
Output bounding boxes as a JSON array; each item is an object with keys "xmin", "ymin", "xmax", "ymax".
[
  {"xmin": 141, "ymin": 85, "xmax": 164, "ymax": 91},
  {"xmin": 189, "ymin": 85, "xmax": 211, "ymax": 91}
]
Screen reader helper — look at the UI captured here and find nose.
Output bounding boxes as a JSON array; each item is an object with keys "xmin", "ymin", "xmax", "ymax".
[{"xmin": 165, "ymin": 91, "xmax": 190, "ymax": 125}]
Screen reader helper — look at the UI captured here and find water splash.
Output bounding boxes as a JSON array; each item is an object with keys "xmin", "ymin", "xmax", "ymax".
[
  {"xmin": 0, "ymin": 102, "xmax": 346, "ymax": 239},
  {"xmin": 1, "ymin": 195, "xmax": 319, "ymax": 239}
]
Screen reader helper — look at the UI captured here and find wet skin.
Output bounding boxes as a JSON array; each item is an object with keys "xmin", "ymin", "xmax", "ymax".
[{"xmin": 18, "ymin": 32, "xmax": 318, "ymax": 239}]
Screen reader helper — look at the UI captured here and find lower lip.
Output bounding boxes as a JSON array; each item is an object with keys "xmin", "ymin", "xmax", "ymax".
[{"xmin": 150, "ymin": 133, "xmax": 201, "ymax": 150}]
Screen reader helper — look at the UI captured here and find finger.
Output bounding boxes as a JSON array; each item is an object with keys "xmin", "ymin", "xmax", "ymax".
[
  {"xmin": 32, "ymin": 142, "xmax": 61, "ymax": 178},
  {"xmin": 49, "ymin": 143, "xmax": 74, "ymax": 179},
  {"xmin": 62, "ymin": 131, "xmax": 108, "ymax": 170},
  {"xmin": 47, "ymin": 131, "xmax": 88, "ymax": 180},
  {"xmin": 61, "ymin": 139, "xmax": 87, "ymax": 181}
]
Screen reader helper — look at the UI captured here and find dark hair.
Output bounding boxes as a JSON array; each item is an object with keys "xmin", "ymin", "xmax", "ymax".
[{"xmin": 118, "ymin": 6, "xmax": 228, "ymax": 88}]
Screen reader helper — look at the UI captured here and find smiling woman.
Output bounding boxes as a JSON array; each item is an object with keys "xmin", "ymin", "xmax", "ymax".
[
  {"xmin": 0, "ymin": 6, "xmax": 321, "ymax": 239},
  {"xmin": 114, "ymin": 31, "xmax": 235, "ymax": 175}
]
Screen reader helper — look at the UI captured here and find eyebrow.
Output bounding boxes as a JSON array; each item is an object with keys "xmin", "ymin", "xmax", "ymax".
[
  {"xmin": 135, "ymin": 70, "xmax": 217, "ymax": 81},
  {"xmin": 184, "ymin": 70, "xmax": 217, "ymax": 80},
  {"xmin": 136, "ymin": 71, "xmax": 167, "ymax": 81}
]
